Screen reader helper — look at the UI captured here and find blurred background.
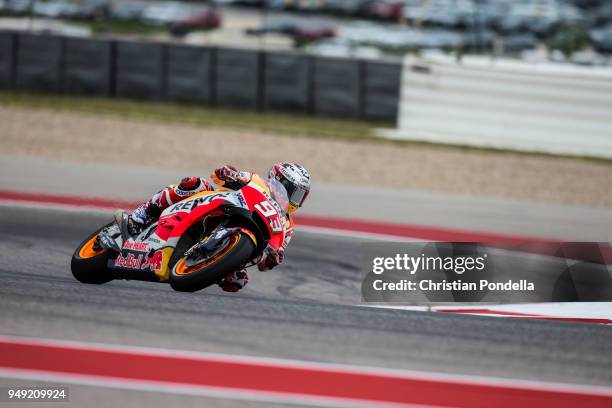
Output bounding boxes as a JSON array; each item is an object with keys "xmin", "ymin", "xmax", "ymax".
[
  {"xmin": 0, "ymin": 0, "xmax": 610, "ymax": 65},
  {"xmin": 2, "ymin": 2, "xmax": 612, "ymax": 406}
]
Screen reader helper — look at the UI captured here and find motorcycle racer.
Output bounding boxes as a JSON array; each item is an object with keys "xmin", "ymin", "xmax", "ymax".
[{"xmin": 114, "ymin": 162, "xmax": 311, "ymax": 293}]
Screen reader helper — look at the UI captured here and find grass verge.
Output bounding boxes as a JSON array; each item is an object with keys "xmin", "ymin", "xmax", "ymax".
[
  {"xmin": 0, "ymin": 91, "xmax": 382, "ymax": 142},
  {"xmin": 1, "ymin": 91, "xmax": 610, "ymax": 165},
  {"xmin": 71, "ymin": 19, "xmax": 166, "ymax": 36}
]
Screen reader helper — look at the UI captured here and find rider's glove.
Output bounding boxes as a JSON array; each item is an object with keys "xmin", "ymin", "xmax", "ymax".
[
  {"xmin": 212, "ymin": 165, "xmax": 239, "ymax": 184},
  {"xmin": 257, "ymin": 247, "xmax": 284, "ymax": 272},
  {"xmin": 178, "ymin": 176, "xmax": 213, "ymax": 192},
  {"xmin": 219, "ymin": 270, "xmax": 249, "ymax": 292}
]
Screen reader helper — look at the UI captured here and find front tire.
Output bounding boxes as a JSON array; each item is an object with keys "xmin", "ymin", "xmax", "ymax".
[
  {"xmin": 169, "ymin": 232, "xmax": 255, "ymax": 292},
  {"xmin": 71, "ymin": 226, "xmax": 113, "ymax": 284}
]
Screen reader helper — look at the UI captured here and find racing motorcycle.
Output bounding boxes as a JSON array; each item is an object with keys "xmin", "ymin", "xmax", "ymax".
[{"xmin": 71, "ymin": 174, "xmax": 288, "ymax": 292}]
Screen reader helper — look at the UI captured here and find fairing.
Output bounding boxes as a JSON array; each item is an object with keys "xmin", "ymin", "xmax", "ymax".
[{"xmin": 107, "ymin": 177, "xmax": 287, "ymax": 282}]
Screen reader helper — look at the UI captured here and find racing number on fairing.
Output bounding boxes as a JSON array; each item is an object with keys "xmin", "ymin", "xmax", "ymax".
[{"xmin": 254, "ymin": 201, "xmax": 283, "ymax": 233}]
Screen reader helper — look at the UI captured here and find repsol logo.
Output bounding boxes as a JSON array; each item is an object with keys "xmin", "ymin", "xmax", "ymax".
[{"xmin": 169, "ymin": 193, "xmax": 229, "ymax": 213}]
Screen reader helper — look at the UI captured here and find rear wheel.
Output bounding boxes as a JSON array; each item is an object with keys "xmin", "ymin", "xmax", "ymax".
[
  {"xmin": 169, "ymin": 231, "xmax": 255, "ymax": 292},
  {"xmin": 71, "ymin": 225, "xmax": 113, "ymax": 284}
]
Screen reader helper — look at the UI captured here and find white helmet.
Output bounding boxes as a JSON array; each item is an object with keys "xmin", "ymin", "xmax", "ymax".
[{"xmin": 267, "ymin": 162, "xmax": 311, "ymax": 214}]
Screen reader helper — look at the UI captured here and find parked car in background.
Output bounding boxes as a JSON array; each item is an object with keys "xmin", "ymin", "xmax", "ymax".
[
  {"xmin": 169, "ymin": 7, "xmax": 221, "ymax": 36},
  {"xmin": 2, "ymin": 0, "xmax": 608, "ymax": 59},
  {"xmin": 500, "ymin": 32, "xmax": 538, "ymax": 52},
  {"xmin": 588, "ymin": 2, "xmax": 612, "ymax": 28},
  {"xmin": 294, "ymin": 20, "xmax": 335, "ymax": 42},
  {"xmin": 338, "ymin": 21, "xmax": 462, "ymax": 51},
  {"xmin": 306, "ymin": 38, "xmax": 384, "ymax": 58},
  {"xmin": 322, "ymin": 0, "xmax": 367, "ymax": 17},
  {"xmin": 111, "ymin": 1, "xmax": 147, "ymax": 22},
  {"xmin": 403, "ymin": 0, "xmax": 475, "ymax": 29},
  {"xmin": 246, "ymin": 17, "xmax": 335, "ymax": 44},
  {"xmin": 141, "ymin": 1, "xmax": 192, "ymax": 26},
  {"xmin": 33, "ymin": 0, "xmax": 79, "ymax": 19},
  {"xmin": 215, "ymin": 0, "xmax": 264, "ymax": 7},
  {"xmin": 497, "ymin": 0, "xmax": 583, "ymax": 36},
  {"xmin": 269, "ymin": 0, "xmax": 323, "ymax": 12},
  {"xmin": 5, "ymin": 0, "xmax": 32, "ymax": 15},
  {"xmin": 362, "ymin": 0, "xmax": 404, "ymax": 21},
  {"xmin": 75, "ymin": 0, "xmax": 109, "ymax": 20},
  {"xmin": 590, "ymin": 23, "xmax": 612, "ymax": 53}
]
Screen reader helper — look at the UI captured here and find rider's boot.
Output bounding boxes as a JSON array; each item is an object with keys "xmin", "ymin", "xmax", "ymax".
[
  {"xmin": 114, "ymin": 209, "xmax": 146, "ymax": 241},
  {"xmin": 115, "ymin": 200, "xmax": 161, "ymax": 241},
  {"xmin": 219, "ymin": 269, "xmax": 249, "ymax": 292}
]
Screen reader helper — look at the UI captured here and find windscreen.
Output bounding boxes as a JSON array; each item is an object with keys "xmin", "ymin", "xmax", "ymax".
[{"xmin": 266, "ymin": 177, "xmax": 290, "ymax": 215}]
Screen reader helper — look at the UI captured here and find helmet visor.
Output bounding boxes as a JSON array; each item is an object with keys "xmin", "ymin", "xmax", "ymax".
[{"xmin": 280, "ymin": 178, "xmax": 309, "ymax": 208}]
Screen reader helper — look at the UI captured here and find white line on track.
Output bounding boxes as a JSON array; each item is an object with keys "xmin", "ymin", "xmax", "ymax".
[{"xmin": 1, "ymin": 335, "xmax": 611, "ymax": 397}]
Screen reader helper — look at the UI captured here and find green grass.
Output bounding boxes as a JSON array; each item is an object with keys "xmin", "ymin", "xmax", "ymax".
[
  {"xmin": 68, "ymin": 19, "xmax": 166, "ymax": 36},
  {"xmin": 1, "ymin": 91, "xmax": 610, "ymax": 165},
  {"xmin": 0, "ymin": 91, "xmax": 383, "ymax": 142}
]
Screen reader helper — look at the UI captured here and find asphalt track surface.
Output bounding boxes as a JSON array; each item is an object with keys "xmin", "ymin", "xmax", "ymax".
[{"xmin": 1, "ymin": 205, "xmax": 612, "ymax": 407}]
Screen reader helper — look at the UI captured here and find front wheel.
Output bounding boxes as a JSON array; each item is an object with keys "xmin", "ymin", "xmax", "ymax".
[
  {"xmin": 71, "ymin": 225, "xmax": 113, "ymax": 284},
  {"xmin": 169, "ymin": 232, "xmax": 255, "ymax": 292}
]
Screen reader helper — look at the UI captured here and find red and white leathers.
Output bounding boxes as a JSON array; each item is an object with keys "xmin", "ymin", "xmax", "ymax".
[
  {"xmin": 129, "ymin": 168, "xmax": 296, "ymax": 292},
  {"xmin": 131, "ymin": 176, "xmax": 215, "ymax": 226}
]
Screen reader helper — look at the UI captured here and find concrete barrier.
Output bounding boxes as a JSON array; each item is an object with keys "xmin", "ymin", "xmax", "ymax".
[
  {"xmin": 313, "ymin": 57, "xmax": 361, "ymax": 118},
  {"xmin": 364, "ymin": 61, "xmax": 401, "ymax": 122},
  {"xmin": 166, "ymin": 44, "xmax": 212, "ymax": 103},
  {"xmin": 215, "ymin": 48, "xmax": 260, "ymax": 108},
  {"xmin": 0, "ymin": 32, "xmax": 14, "ymax": 88},
  {"xmin": 382, "ymin": 55, "xmax": 612, "ymax": 159},
  {"xmin": 15, "ymin": 34, "xmax": 63, "ymax": 92},
  {"xmin": 264, "ymin": 52, "xmax": 310, "ymax": 112},
  {"xmin": 1, "ymin": 31, "xmax": 402, "ymax": 122},
  {"xmin": 64, "ymin": 37, "xmax": 112, "ymax": 96},
  {"xmin": 115, "ymin": 41, "xmax": 164, "ymax": 100}
]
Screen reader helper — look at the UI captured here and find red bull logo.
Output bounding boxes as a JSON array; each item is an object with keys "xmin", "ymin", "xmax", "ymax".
[
  {"xmin": 114, "ymin": 253, "xmax": 143, "ymax": 269},
  {"xmin": 114, "ymin": 250, "xmax": 163, "ymax": 272},
  {"xmin": 142, "ymin": 250, "xmax": 163, "ymax": 272}
]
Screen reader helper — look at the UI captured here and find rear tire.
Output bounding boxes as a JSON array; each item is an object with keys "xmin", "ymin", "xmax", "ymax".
[
  {"xmin": 169, "ymin": 232, "xmax": 255, "ymax": 293},
  {"xmin": 71, "ymin": 225, "xmax": 113, "ymax": 284}
]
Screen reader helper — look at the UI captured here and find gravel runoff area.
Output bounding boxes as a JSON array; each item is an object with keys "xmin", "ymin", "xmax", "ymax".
[{"xmin": 1, "ymin": 106, "xmax": 611, "ymax": 208}]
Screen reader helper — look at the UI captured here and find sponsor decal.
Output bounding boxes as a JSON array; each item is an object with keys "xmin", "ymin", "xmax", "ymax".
[
  {"xmin": 174, "ymin": 188, "xmax": 192, "ymax": 197},
  {"xmin": 114, "ymin": 252, "xmax": 143, "ymax": 269},
  {"xmin": 114, "ymin": 249, "xmax": 164, "ymax": 272},
  {"xmin": 123, "ymin": 241, "xmax": 148, "ymax": 252},
  {"xmin": 281, "ymin": 229, "xmax": 290, "ymax": 250},
  {"xmin": 168, "ymin": 192, "xmax": 230, "ymax": 213},
  {"xmin": 270, "ymin": 198, "xmax": 283, "ymax": 215},
  {"xmin": 236, "ymin": 191, "xmax": 248, "ymax": 208},
  {"xmin": 142, "ymin": 249, "xmax": 164, "ymax": 272}
]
